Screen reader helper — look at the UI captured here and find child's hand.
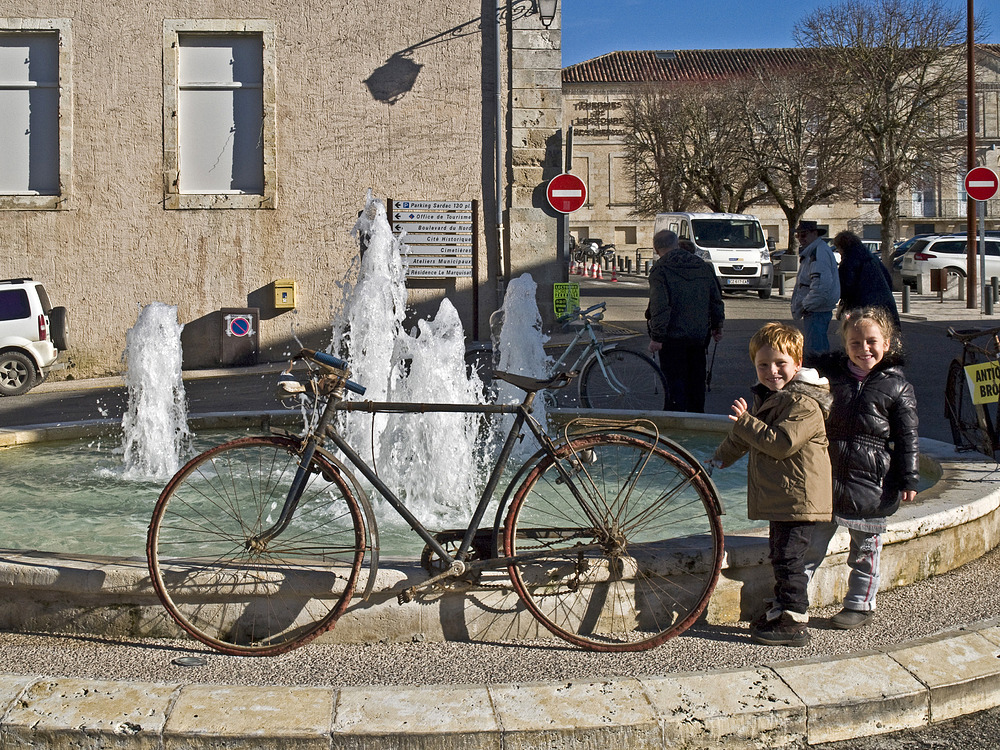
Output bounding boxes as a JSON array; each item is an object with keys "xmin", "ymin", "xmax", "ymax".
[
  {"xmin": 729, "ymin": 397, "xmax": 748, "ymax": 422},
  {"xmin": 901, "ymin": 490, "xmax": 917, "ymax": 503},
  {"xmin": 702, "ymin": 458, "xmax": 723, "ymax": 475}
]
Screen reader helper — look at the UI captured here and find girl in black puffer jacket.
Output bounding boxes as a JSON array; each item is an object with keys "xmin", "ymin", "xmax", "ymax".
[{"xmin": 802, "ymin": 306, "xmax": 920, "ymax": 630}]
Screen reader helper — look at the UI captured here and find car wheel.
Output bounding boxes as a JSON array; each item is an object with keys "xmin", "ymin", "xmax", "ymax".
[
  {"xmin": 0, "ymin": 351, "xmax": 37, "ymax": 396},
  {"xmin": 758, "ymin": 287, "xmax": 772, "ymax": 300},
  {"xmin": 49, "ymin": 306, "xmax": 69, "ymax": 350}
]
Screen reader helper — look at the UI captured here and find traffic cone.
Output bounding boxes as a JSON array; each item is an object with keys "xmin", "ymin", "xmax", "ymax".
[
  {"xmin": 594, "ymin": 263, "xmax": 603, "ymax": 280},
  {"xmin": 588, "ymin": 262, "xmax": 596, "ymax": 278},
  {"xmin": 609, "ymin": 264, "xmax": 619, "ymax": 282}
]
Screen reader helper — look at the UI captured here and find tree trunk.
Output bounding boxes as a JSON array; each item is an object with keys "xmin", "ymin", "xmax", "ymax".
[{"xmin": 878, "ymin": 190, "xmax": 900, "ymax": 269}]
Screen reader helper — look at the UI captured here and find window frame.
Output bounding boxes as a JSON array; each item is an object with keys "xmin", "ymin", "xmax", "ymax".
[
  {"xmin": 0, "ymin": 19, "xmax": 72, "ymax": 211},
  {"xmin": 162, "ymin": 19, "xmax": 276, "ymax": 210}
]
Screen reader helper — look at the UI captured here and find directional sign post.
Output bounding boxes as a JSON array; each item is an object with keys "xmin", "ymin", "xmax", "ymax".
[
  {"xmin": 964, "ymin": 167, "xmax": 999, "ymax": 314},
  {"xmin": 546, "ymin": 173, "xmax": 587, "ymax": 214}
]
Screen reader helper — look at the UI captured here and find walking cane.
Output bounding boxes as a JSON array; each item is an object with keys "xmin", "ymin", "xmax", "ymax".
[{"xmin": 706, "ymin": 339, "xmax": 719, "ymax": 392}]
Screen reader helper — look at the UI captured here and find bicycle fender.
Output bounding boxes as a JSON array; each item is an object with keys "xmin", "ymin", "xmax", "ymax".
[{"xmin": 314, "ymin": 445, "xmax": 381, "ymax": 601}]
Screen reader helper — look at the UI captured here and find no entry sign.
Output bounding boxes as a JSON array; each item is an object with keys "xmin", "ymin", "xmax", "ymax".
[
  {"xmin": 965, "ymin": 167, "xmax": 999, "ymax": 202},
  {"xmin": 546, "ymin": 173, "xmax": 587, "ymax": 213}
]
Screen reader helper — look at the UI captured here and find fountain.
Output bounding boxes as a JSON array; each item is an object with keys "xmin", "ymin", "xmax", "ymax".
[{"xmin": 117, "ymin": 302, "xmax": 190, "ymax": 481}]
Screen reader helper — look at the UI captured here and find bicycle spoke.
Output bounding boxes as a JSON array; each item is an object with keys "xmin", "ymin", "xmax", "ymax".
[
  {"xmin": 148, "ymin": 437, "xmax": 365, "ymax": 656},
  {"xmin": 504, "ymin": 433, "xmax": 723, "ymax": 651}
]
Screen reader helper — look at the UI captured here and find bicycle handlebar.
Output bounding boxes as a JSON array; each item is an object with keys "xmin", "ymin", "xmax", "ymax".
[
  {"xmin": 298, "ymin": 349, "xmax": 367, "ymax": 395},
  {"xmin": 557, "ymin": 301, "xmax": 607, "ymax": 324}
]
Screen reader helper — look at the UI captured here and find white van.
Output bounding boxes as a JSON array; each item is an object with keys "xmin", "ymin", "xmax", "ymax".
[{"xmin": 654, "ymin": 212, "xmax": 774, "ymax": 299}]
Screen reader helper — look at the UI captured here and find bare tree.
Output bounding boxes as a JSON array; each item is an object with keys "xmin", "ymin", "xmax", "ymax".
[
  {"xmin": 738, "ymin": 67, "xmax": 863, "ymax": 252},
  {"xmin": 622, "ymin": 82, "xmax": 769, "ymax": 215},
  {"xmin": 795, "ymin": 0, "xmax": 966, "ymax": 265}
]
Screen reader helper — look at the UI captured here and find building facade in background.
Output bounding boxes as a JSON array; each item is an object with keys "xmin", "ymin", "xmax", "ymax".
[
  {"xmin": 562, "ymin": 46, "xmax": 1000, "ymax": 262},
  {"xmin": 0, "ymin": 1, "xmax": 564, "ymax": 376}
]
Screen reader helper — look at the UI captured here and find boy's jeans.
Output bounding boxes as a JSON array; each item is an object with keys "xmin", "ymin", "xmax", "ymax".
[
  {"xmin": 768, "ymin": 521, "xmax": 815, "ymax": 616},
  {"xmin": 803, "ymin": 522, "xmax": 882, "ymax": 612}
]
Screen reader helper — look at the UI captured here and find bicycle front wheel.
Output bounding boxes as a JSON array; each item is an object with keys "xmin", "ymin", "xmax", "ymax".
[
  {"xmin": 504, "ymin": 432, "xmax": 723, "ymax": 651},
  {"xmin": 579, "ymin": 348, "xmax": 668, "ymax": 410},
  {"xmin": 945, "ymin": 360, "xmax": 996, "ymax": 456},
  {"xmin": 147, "ymin": 436, "xmax": 366, "ymax": 656}
]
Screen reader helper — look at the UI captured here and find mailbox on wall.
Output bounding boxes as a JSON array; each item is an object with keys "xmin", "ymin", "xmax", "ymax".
[{"xmin": 273, "ymin": 279, "xmax": 297, "ymax": 310}]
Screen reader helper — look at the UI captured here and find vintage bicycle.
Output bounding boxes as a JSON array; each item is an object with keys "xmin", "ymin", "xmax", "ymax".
[
  {"xmin": 146, "ymin": 348, "xmax": 724, "ymax": 656},
  {"xmin": 465, "ymin": 301, "xmax": 668, "ymax": 410},
  {"xmin": 945, "ymin": 325, "xmax": 1000, "ymax": 457}
]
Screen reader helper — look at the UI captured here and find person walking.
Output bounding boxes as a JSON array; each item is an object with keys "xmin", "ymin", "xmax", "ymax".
[
  {"xmin": 646, "ymin": 229, "xmax": 724, "ymax": 412},
  {"xmin": 832, "ymin": 230, "xmax": 901, "ymax": 330},
  {"xmin": 790, "ymin": 220, "xmax": 841, "ymax": 360}
]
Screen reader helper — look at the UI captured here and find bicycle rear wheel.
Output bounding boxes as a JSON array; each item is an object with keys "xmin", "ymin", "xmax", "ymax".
[
  {"xmin": 503, "ymin": 432, "xmax": 723, "ymax": 651},
  {"xmin": 579, "ymin": 348, "xmax": 668, "ymax": 410},
  {"xmin": 147, "ymin": 436, "xmax": 366, "ymax": 656},
  {"xmin": 945, "ymin": 360, "xmax": 996, "ymax": 456}
]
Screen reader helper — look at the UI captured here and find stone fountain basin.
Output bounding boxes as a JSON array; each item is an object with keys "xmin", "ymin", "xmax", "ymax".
[{"xmin": 0, "ymin": 410, "xmax": 997, "ymax": 644}]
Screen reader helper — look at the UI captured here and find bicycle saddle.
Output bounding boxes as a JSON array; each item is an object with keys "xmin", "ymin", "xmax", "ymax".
[{"xmin": 493, "ymin": 370, "xmax": 577, "ymax": 393}]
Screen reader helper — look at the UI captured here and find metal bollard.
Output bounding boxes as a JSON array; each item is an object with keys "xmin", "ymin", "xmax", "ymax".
[
  {"xmin": 901, "ymin": 283, "xmax": 910, "ymax": 314},
  {"xmin": 986, "ymin": 285, "xmax": 994, "ymax": 316},
  {"xmin": 778, "ymin": 274, "xmax": 786, "ymax": 296},
  {"xmin": 992, "ymin": 277, "xmax": 999, "ymax": 304},
  {"xmin": 626, "ymin": 258, "xmax": 633, "ymax": 274},
  {"xmin": 644, "ymin": 260, "xmax": 650, "ymax": 276}
]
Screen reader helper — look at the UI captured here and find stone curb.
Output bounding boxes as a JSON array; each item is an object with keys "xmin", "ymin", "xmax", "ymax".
[{"xmin": 2, "ymin": 619, "xmax": 1000, "ymax": 749}]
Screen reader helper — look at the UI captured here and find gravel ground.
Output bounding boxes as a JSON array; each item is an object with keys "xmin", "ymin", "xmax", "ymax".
[{"xmin": 2, "ymin": 543, "xmax": 999, "ymax": 689}]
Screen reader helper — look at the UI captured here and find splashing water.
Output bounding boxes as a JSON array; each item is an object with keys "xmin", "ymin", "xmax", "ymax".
[
  {"xmin": 118, "ymin": 302, "xmax": 190, "ymax": 481},
  {"xmin": 493, "ymin": 274, "xmax": 554, "ymax": 455},
  {"xmin": 330, "ymin": 193, "xmax": 490, "ymax": 526}
]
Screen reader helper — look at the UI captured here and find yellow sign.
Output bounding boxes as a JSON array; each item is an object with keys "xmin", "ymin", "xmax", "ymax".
[
  {"xmin": 553, "ymin": 282, "xmax": 580, "ymax": 318},
  {"xmin": 965, "ymin": 361, "xmax": 1000, "ymax": 405}
]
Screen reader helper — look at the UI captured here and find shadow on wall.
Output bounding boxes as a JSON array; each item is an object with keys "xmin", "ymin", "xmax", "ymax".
[{"xmin": 362, "ymin": 0, "xmax": 534, "ymax": 105}]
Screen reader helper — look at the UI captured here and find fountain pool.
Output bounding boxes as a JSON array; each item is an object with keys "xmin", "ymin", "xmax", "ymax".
[{"xmin": 0, "ymin": 424, "xmax": 771, "ymax": 560}]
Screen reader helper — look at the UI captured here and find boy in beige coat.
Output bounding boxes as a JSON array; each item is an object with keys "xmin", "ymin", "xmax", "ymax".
[{"xmin": 711, "ymin": 322, "xmax": 833, "ymax": 646}]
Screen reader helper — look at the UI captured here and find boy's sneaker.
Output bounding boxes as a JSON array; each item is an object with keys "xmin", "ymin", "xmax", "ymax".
[
  {"xmin": 750, "ymin": 612, "xmax": 811, "ymax": 647},
  {"xmin": 830, "ymin": 608, "xmax": 873, "ymax": 630}
]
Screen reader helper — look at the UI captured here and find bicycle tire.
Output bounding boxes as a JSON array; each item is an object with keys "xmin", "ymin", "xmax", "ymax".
[
  {"xmin": 503, "ymin": 432, "xmax": 723, "ymax": 651},
  {"xmin": 945, "ymin": 360, "xmax": 996, "ymax": 456},
  {"xmin": 578, "ymin": 347, "xmax": 668, "ymax": 410},
  {"xmin": 147, "ymin": 435, "xmax": 366, "ymax": 656}
]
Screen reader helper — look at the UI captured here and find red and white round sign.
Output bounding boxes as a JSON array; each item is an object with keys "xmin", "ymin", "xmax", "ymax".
[
  {"xmin": 965, "ymin": 167, "xmax": 999, "ymax": 202},
  {"xmin": 546, "ymin": 173, "xmax": 587, "ymax": 214}
]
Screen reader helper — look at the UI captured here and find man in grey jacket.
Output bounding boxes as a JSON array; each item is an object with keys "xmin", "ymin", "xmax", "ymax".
[
  {"xmin": 646, "ymin": 230, "xmax": 724, "ymax": 412},
  {"xmin": 790, "ymin": 220, "xmax": 840, "ymax": 359}
]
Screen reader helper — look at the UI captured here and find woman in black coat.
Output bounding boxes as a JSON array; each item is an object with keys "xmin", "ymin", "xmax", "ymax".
[{"xmin": 832, "ymin": 231, "xmax": 900, "ymax": 329}]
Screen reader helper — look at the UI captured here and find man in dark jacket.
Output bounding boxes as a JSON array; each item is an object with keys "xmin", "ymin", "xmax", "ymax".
[{"xmin": 646, "ymin": 230, "xmax": 725, "ymax": 411}]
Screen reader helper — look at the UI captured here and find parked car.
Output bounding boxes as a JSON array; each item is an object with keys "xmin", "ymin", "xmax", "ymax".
[
  {"xmin": 0, "ymin": 278, "xmax": 68, "ymax": 396},
  {"xmin": 899, "ymin": 236, "xmax": 1000, "ymax": 293},
  {"xmin": 861, "ymin": 239, "xmax": 881, "ymax": 256},
  {"xmin": 892, "ymin": 234, "xmax": 932, "ymax": 270}
]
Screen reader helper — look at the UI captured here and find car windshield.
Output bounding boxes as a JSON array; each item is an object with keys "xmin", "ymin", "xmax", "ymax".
[{"xmin": 691, "ymin": 220, "xmax": 764, "ymax": 249}]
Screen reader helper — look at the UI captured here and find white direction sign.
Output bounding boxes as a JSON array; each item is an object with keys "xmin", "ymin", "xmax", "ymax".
[
  {"xmin": 394, "ymin": 200, "xmax": 472, "ymax": 211},
  {"xmin": 399, "ymin": 234, "xmax": 473, "ymax": 246},
  {"xmin": 406, "ymin": 267, "xmax": 473, "ymax": 278},
  {"xmin": 394, "ymin": 222, "xmax": 473, "ymax": 233},
  {"xmin": 393, "ymin": 211, "xmax": 472, "ymax": 222},
  {"xmin": 400, "ymin": 244, "xmax": 472, "ymax": 255}
]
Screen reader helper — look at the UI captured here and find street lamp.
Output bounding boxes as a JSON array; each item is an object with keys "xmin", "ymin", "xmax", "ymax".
[{"xmin": 538, "ymin": 0, "xmax": 558, "ymax": 28}]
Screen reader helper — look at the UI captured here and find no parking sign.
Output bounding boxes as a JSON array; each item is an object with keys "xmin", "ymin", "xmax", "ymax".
[{"xmin": 224, "ymin": 312, "xmax": 255, "ymax": 338}]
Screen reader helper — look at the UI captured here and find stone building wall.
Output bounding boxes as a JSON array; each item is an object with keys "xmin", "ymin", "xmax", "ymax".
[{"xmin": 0, "ymin": 0, "xmax": 563, "ymax": 375}]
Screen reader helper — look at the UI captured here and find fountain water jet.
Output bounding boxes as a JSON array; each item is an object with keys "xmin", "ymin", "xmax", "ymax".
[{"xmin": 118, "ymin": 302, "xmax": 190, "ymax": 481}]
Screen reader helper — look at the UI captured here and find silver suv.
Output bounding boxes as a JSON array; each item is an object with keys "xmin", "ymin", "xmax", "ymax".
[
  {"xmin": 0, "ymin": 278, "xmax": 68, "ymax": 396},
  {"xmin": 900, "ymin": 235, "xmax": 1000, "ymax": 294}
]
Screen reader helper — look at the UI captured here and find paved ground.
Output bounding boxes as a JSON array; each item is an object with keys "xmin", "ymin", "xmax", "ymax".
[{"xmin": 2, "ymin": 278, "xmax": 1000, "ymax": 747}]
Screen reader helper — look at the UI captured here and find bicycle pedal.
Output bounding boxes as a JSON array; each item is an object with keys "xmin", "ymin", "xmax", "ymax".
[{"xmin": 397, "ymin": 588, "xmax": 414, "ymax": 605}]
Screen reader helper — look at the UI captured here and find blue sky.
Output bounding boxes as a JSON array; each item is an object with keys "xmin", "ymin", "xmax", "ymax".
[{"xmin": 561, "ymin": 0, "xmax": 999, "ymax": 66}]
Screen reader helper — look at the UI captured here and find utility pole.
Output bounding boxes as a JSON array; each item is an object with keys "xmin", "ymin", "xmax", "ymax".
[{"xmin": 966, "ymin": 0, "xmax": 977, "ymax": 308}]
